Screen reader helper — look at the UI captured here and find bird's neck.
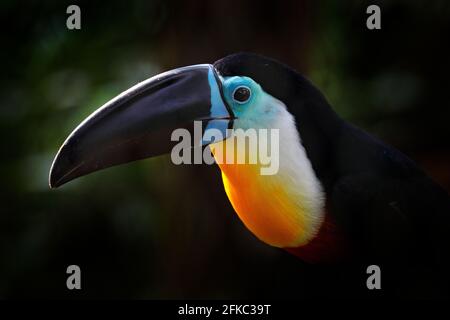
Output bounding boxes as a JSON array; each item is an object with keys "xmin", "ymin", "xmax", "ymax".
[{"xmin": 210, "ymin": 108, "xmax": 325, "ymax": 248}]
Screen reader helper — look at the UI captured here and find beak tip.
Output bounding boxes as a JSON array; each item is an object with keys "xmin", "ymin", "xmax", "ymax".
[
  {"xmin": 48, "ymin": 151, "xmax": 69, "ymax": 189},
  {"xmin": 48, "ymin": 165, "xmax": 62, "ymax": 189},
  {"xmin": 48, "ymin": 176, "xmax": 60, "ymax": 189}
]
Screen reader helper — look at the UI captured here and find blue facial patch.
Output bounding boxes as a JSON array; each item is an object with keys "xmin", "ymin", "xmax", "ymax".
[{"xmin": 200, "ymin": 67, "xmax": 233, "ymax": 145}]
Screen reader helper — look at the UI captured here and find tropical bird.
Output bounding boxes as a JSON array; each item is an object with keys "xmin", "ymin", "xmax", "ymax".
[{"xmin": 49, "ymin": 53, "xmax": 449, "ymax": 298}]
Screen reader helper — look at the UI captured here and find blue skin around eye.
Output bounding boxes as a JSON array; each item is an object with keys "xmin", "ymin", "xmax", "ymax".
[
  {"xmin": 204, "ymin": 74, "xmax": 279, "ymax": 144},
  {"xmin": 222, "ymin": 76, "xmax": 282, "ymax": 131},
  {"xmin": 222, "ymin": 76, "xmax": 258, "ymax": 117}
]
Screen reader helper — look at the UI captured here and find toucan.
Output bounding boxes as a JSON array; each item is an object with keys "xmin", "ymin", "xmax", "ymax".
[{"xmin": 49, "ymin": 53, "xmax": 449, "ymax": 297}]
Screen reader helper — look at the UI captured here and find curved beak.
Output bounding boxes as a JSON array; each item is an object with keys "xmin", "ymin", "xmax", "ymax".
[{"xmin": 49, "ymin": 64, "xmax": 233, "ymax": 188}]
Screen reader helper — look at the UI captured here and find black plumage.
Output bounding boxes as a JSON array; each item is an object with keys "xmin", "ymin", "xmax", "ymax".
[{"xmin": 215, "ymin": 53, "xmax": 450, "ymax": 297}]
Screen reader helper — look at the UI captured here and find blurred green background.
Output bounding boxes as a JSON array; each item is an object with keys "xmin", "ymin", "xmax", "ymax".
[{"xmin": 0, "ymin": 0, "xmax": 449, "ymax": 298}]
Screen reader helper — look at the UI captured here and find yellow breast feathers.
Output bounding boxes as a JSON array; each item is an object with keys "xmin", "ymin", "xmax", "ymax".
[{"xmin": 209, "ymin": 112, "xmax": 325, "ymax": 248}]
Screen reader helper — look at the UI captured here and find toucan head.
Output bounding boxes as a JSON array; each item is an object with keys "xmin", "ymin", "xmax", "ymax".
[{"xmin": 50, "ymin": 53, "xmax": 336, "ymax": 188}]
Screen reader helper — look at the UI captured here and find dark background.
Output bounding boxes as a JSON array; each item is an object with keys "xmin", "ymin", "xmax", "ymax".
[{"xmin": 0, "ymin": 0, "xmax": 449, "ymax": 298}]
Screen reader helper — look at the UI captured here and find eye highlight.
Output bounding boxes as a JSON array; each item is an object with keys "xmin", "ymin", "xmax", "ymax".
[{"xmin": 232, "ymin": 86, "xmax": 251, "ymax": 104}]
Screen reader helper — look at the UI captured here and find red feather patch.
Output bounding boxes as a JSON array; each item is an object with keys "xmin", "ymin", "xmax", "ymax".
[{"xmin": 284, "ymin": 211, "xmax": 348, "ymax": 264}]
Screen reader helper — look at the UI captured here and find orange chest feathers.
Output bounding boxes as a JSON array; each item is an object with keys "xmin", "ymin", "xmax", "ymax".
[{"xmin": 210, "ymin": 140, "xmax": 346, "ymax": 263}]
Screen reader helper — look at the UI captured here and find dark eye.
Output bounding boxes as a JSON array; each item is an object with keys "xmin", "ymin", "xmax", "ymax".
[{"xmin": 232, "ymin": 86, "xmax": 251, "ymax": 104}]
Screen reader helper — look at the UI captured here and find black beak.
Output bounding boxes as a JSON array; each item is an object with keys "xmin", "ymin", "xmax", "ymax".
[{"xmin": 49, "ymin": 64, "xmax": 233, "ymax": 188}]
